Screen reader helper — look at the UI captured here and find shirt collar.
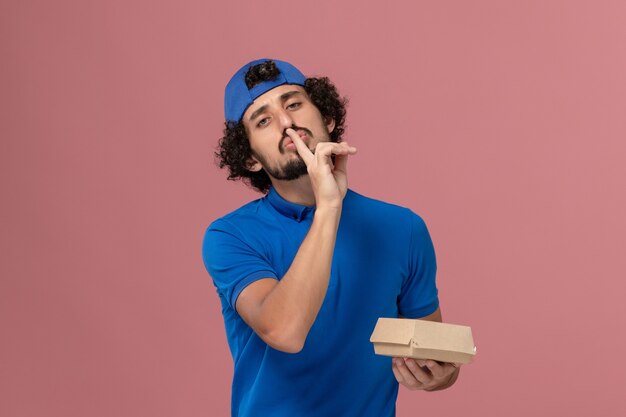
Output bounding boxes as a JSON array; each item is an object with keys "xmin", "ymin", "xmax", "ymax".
[{"xmin": 266, "ymin": 186, "xmax": 315, "ymax": 222}]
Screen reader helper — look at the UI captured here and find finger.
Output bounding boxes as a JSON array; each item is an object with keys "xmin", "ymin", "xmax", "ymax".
[
  {"xmin": 393, "ymin": 358, "xmax": 420, "ymax": 389},
  {"xmin": 423, "ymin": 360, "xmax": 446, "ymax": 379},
  {"xmin": 332, "ymin": 142, "xmax": 356, "ymax": 174},
  {"xmin": 333, "ymin": 153, "xmax": 348, "ymax": 174},
  {"xmin": 395, "ymin": 358, "xmax": 426, "ymax": 389},
  {"xmin": 445, "ymin": 363, "xmax": 461, "ymax": 377},
  {"xmin": 314, "ymin": 144, "xmax": 356, "ymax": 170},
  {"xmin": 404, "ymin": 358, "xmax": 433, "ymax": 384},
  {"xmin": 391, "ymin": 360, "xmax": 405, "ymax": 384},
  {"xmin": 314, "ymin": 141, "xmax": 357, "ymax": 159},
  {"xmin": 286, "ymin": 128, "xmax": 314, "ymax": 165}
]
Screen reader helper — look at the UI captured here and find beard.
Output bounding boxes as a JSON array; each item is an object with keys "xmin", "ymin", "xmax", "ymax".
[
  {"xmin": 252, "ymin": 149, "xmax": 309, "ymax": 181},
  {"xmin": 251, "ymin": 124, "xmax": 321, "ymax": 181}
]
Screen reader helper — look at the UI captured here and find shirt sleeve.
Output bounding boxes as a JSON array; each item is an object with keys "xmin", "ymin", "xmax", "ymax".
[
  {"xmin": 202, "ymin": 218, "xmax": 278, "ymax": 311},
  {"xmin": 397, "ymin": 211, "xmax": 439, "ymax": 318}
]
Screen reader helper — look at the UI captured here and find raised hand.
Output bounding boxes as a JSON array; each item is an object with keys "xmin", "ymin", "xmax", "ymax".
[{"xmin": 286, "ymin": 128, "xmax": 357, "ymax": 210}]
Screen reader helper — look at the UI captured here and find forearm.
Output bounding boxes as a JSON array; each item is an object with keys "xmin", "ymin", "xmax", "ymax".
[{"xmin": 257, "ymin": 206, "xmax": 341, "ymax": 351}]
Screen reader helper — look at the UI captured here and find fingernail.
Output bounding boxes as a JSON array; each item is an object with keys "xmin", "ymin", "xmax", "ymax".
[{"xmin": 417, "ymin": 360, "xmax": 426, "ymax": 367}]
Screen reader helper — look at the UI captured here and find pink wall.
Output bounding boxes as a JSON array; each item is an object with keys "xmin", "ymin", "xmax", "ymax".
[{"xmin": 2, "ymin": 1, "xmax": 625, "ymax": 415}]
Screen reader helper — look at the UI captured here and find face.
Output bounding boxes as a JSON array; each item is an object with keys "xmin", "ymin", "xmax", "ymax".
[{"xmin": 241, "ymin": 84, "xmax": 336, "ymax": 182}]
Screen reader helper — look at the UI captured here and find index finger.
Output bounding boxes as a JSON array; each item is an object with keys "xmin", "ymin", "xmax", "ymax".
[{"xmin": 286, "ymin": 128, "xmax": 314, "ymax": 165}]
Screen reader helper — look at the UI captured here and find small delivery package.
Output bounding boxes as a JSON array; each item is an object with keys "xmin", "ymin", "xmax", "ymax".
[{"xmin": 369, "ymin": 318, "xmax": 476, "ymax": 364}]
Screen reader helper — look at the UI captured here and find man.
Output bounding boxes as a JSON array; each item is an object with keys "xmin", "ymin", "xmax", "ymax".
[{"xmin": 202, "ymin": 59, "xmax": 460, "ymax": 417}]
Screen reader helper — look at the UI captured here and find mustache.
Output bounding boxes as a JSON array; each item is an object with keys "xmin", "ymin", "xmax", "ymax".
[{"xmin": 280, "ymin": 125, "xmax": 313, "ymax": 151}]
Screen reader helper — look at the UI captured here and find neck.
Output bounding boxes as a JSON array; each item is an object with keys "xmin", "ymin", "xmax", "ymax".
[{"xmin": 270, "ymin": 175, "xmax": 316, "ymax": 207}]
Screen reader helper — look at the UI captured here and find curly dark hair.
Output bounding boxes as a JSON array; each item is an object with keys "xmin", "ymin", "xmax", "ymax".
[{"xmin": 215, "ymin": 60, "xmax": 348, "ymax": 194}]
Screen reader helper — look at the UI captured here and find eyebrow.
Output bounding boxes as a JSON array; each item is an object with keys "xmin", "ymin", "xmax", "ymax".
[{"xmin": 248, "ymin": 90, "xmax": 304, "ymax": 123}]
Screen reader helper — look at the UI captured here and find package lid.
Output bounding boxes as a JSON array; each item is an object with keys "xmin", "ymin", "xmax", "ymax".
[{"xmin": 369, "ymin": 317, "xmax": 416, "ymax": 345}]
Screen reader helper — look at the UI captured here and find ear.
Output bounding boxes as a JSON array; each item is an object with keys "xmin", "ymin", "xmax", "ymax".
[
  {"xmin": 325, "ymin": 116, "xmax": 336, "ymax": 134},
  {"xmin": 245, "ymin": 155, "xmax": 263, "ymax": 172}
]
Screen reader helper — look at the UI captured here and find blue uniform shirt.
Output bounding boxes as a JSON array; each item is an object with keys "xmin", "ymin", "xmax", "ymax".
[{"xmin": 202, "ymin": 187, "xmax": 438, "ymax": 417}]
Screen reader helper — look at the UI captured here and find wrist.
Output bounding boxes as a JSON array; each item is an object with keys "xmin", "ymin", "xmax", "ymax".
[{"xmin": 315, "ymin": 205, "xmax": 343, "ymax": 217}]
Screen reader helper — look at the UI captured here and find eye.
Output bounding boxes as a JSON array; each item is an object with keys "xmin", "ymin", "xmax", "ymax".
[
  {"xmin": 257, "ymin": 117, "xmax": 270, "ymax": 128},
  {"xmin": 287, "ymin": 102, "xmax": 301, "ymax": 110}
]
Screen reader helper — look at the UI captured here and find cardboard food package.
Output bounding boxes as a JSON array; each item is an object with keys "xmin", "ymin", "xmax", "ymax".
[{"xmin": 369, "ymin": 318, "xmax": 477, "ymax": 364}]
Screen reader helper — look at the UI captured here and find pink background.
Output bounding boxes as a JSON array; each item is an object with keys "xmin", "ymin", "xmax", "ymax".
[{"xmin": 2, "ymin": 0, "xmax": 625, "ymax": 416}]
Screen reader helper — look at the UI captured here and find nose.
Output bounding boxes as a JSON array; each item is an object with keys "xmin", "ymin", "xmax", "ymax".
[{"xmin": 276, "ymin": 108, "xmax": 294, "ymax": 130}]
